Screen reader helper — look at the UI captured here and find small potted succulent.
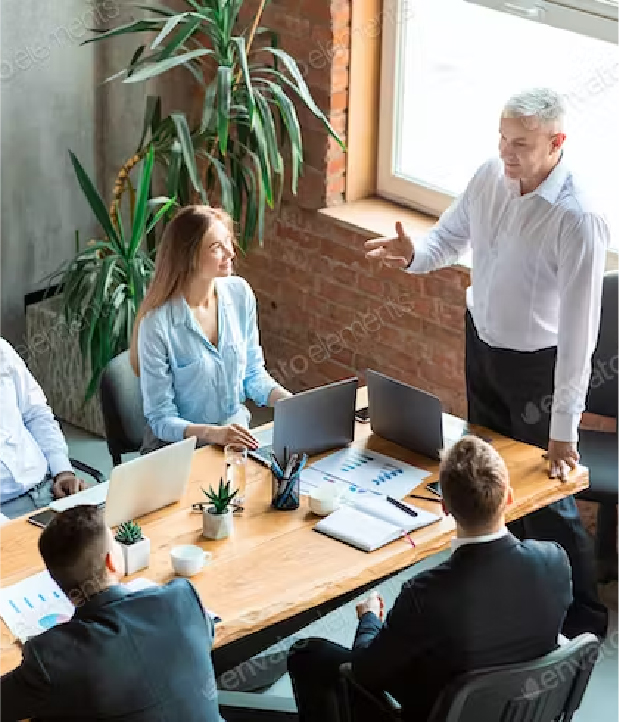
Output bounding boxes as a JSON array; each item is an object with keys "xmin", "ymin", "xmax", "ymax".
[
  {"xmin": 201, "ymin": 478, "xmax": 238, "ymax": 541},
  {"xmin": 115, "ymin": 520, "xmax": 150, "ymax": 575}
]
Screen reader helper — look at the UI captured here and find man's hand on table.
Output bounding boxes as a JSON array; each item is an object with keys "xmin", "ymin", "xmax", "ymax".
[
  {"xmin": 545, "ymin": 439, "xmax": 579, "ymax": 482},
  {"xmin": 52, "ymin": 472, "xmax": 86, "ymax": 499}
]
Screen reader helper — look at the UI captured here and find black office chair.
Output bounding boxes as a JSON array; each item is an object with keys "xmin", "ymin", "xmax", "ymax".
[
  {"xmin": 577, "ymin": 271, "xmax": 618, "ymax": 578},
  {"xmin": 70, "ymin": 458, "xmax": 105, "ymax": 485},
  {"xmin": 338, "ymin": 633, "xmax": 600, "ymax": 722},
  {"xmin": 98, "ymin": 351, "xmax": 145, "ymax": 466}
]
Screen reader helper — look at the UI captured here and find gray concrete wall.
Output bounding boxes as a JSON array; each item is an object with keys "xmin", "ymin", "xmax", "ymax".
[
  {"xmin": 1, "ymin": 0, "xmax": 194, "ymax": 351},
  {"xmin": 1, "ymin": 0, "xmax": 101, "ymax": 348}
]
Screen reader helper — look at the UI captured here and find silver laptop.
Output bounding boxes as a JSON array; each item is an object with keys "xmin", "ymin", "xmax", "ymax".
[
  {"xmin": 366, "ymin": 369, "xmax": 444, "ymax": 461},
  {"xmin": 250, "ymin": 378, "xmax": 358, "ymax": 466},
  {"xmin": 50, "ymin": 437, "xmax": 197, "ymax": 527}
]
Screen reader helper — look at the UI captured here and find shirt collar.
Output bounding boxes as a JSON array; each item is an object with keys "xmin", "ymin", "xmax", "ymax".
[
  {"xmin": 451, "ymin": 526, "xmax": 509, "ymax": 553},
  {"xmin": 73, "ymin": 584, "xmax": 128, "ymax": 618},
  {"xmin": 531, "ymin": 153, "xmax": 569, "ymax": 204},
  {"xmin": 170, "ymin": 279, "xmax": 233, "ymax": 328},
  {"xmin": 502, "ymin": 153, "xmax": 569, "ymax": 204},
  {"xmin": 170, "ymin": 296, "xmax": 189, "ymax": 326}
]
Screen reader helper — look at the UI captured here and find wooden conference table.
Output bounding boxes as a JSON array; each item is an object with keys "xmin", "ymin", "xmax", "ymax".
[{"xmin": 0, "ymin": 387, "xmax": 589, "ymax": 676}]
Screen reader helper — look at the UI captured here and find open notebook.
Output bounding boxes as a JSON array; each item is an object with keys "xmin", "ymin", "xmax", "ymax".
[{"xmin": 314, "ymin": 495, "xmax": 441, "ymax": 553}]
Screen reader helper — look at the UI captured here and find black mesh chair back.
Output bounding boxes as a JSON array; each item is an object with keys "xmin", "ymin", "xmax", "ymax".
[
  {"xmin": 99, "ymin": 351, "xmax": 145, "ymax": 466},
  {"xmin": 428, "ymin": 633, "xmax": 600, "ymax": 722}
]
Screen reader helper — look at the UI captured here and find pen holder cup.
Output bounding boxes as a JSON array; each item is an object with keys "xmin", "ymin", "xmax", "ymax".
[{"xmin": 271, "ymin": 471, "xmax": 301, "ymax": 511}]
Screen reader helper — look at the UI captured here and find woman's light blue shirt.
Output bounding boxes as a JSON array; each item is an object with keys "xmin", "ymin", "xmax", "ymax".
[{"xmin": 137, "ymin": 276, "xmax": 278, "ymax": 442}]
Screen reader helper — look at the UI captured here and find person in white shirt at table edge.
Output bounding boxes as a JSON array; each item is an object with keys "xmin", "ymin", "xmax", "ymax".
[
  {"xmin": 129, "ymin": 205, "xmax": 291, "ymax": 454},
  {"xmin": 365, "ymin": 87, "xmax": 609, "ymax": 639},
  {"xmin": 0, "ymin": 338, "xmax": 86, "ymax": 520}
]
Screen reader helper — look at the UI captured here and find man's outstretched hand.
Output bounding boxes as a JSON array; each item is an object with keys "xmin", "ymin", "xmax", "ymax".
[{"xmin": 364, "ymin": 221, "xmax": 414, "ymax": 269}]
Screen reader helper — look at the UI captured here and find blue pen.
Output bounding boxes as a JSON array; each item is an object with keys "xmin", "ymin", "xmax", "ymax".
[
  {"xmin": 270, "ymin": 453, "xmax": 284, "ymax": 479},
  {"xmin": 294, "ymin": 453, "xmax": 308, "ymax": 476}
]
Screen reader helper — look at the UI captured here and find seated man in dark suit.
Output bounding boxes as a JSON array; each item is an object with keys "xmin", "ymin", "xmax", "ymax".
[
  {"xmin": 0, "ymin": 505, "xmax": 221, "ymax": 722},
  {"xmin": 288, "ymin": 436, "xmax": 573, "ymax": 721}
]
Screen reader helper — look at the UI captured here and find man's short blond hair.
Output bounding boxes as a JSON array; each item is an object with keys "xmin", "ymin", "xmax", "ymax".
[{"xmin": 439, "ymin": 436, "xmax": 509, "ymax": 529}]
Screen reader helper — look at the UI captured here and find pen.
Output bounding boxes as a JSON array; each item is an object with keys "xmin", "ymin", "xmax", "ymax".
[
  {"xmin": 386, "ymin": 496, "xmax": 418, "ymax": 518},
  {"xmin": 270, "ymin": 453, "xmax": 284, "ymax": 479},
  {"xmin": 426, "ymin": 486, "xmax": 443, "ymax": 500},
  {"xmin": 407, "ymin": 492, "xmax": 441, "ymax": 503}
]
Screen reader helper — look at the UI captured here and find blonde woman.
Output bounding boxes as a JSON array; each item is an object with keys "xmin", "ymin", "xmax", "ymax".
[{"xmin": 130, "ymin": 206, "xmax": 290, "ymax": 451}]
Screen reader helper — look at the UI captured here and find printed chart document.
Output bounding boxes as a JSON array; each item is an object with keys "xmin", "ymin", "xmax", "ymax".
[
  {"xmin": 300, "ymin": 446, "xmax": 431, "ymax": 499},
  {"xmin": 0, "ymin": 571, "xmax": 74, "ymax": 643},
  {"xmin": 314, "ymin": 495, "xmax": 441, "ymax": 553}
]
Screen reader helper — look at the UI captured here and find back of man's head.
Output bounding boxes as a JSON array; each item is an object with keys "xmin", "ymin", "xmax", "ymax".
[
  {"xmin": 38, "ymin": 505, "xmax": 110, "ymax": 603},
  {"xmin": 439, "ymin": 436, "xmax": 510, "ymax": 533}
]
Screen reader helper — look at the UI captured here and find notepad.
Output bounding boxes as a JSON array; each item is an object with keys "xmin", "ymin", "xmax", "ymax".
[{"xmin": 313, "ymin": 496, "xmax": 441, "ymax": 552}]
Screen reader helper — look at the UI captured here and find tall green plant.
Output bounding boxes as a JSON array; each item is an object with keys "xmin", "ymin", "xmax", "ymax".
[
  {"xmin": 84, "ymin": 0, "xmax": 345, "ymax": 250},
  {"xmin": 57, "ymin": 147, "xmax": 175, "ymax": 400}
]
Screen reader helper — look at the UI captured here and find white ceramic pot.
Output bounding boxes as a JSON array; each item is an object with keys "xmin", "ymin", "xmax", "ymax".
[
  {"xmin": 120, "ymin": 536, "xmax": 150, "ymax": 576},
  {"xmin": 202, "ymin": 508, "xmax": 234, "ymax": 540}
]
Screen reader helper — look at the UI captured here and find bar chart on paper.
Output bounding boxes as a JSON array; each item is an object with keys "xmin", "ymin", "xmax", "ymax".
[
  {"xmin": 301, "ymin": 447, "xmax": 431, "ymax": 499},
  {"xmin": 0, "ymin": 571, "xmax": 74, "ymax": 643}
]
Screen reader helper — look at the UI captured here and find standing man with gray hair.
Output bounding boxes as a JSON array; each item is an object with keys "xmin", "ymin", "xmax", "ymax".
[{"xmin": 365, "ymin": 87, "xmax": 609, "ymax": 638}]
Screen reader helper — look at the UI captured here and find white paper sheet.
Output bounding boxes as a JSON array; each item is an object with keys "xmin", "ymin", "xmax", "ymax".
[
  {"xmin": 302, "ymin": 446, "xmax": 431, "ymax": 500},
  {"xmin": 0, "ymin": 571, "xmax": 74, "ymax": 643}
]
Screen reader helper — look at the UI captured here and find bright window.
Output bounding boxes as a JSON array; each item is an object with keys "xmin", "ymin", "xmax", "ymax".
[{"xmin": 378, "ymin": 0, "xmax": 619, "ymax": 247}]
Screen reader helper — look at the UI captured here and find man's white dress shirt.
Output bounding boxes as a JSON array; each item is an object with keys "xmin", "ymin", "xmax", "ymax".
[
  {"xmin": 451, "ymin": 526, "xmax": 509, "ymax": 552},
  {"xmin": 0, "ymin": 339, "xmax": 72, "ymax": 503},
  {"xmin": 408, "ymin": 156, "xmax": 609, "ymax": 442}
]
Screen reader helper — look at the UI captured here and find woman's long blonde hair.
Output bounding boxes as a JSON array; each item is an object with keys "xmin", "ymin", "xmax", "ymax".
[{"xmin": 129, "ymin": 205, "xmax": 234, "ymax": 375}]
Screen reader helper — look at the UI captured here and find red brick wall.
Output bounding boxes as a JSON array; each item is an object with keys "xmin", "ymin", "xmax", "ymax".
[{"xmin": 233, "ymin": 0, "xmax": 469, "ymax": 417}]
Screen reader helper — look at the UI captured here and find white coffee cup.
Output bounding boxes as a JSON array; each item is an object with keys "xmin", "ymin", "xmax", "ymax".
[
  {"xmin": 170, "ymin": 545, "xmax": 211, "ymax": 577},
  {"xmin": 309, "ymin": 484, "xmax": 343, "ymax": 516}
]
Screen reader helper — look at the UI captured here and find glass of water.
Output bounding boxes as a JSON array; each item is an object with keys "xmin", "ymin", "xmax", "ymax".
[{"xmin": 224, "ymin": 444, "xmax": 248, "ymax": 509}]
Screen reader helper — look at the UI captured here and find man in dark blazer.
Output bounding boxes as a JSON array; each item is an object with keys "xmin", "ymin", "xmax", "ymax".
[
  {"xmin": 0, "ymin": 505, "xmax": 220, "ymax": 722},
  {"xmin": 288, "ymin": 436, "xmax": 573, "ymax": 721}
]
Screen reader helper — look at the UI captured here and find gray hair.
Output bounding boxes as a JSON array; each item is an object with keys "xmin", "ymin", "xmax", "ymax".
[{"xmin": 502, "ymin": 88, "xmax": 566, "ymax": 126}]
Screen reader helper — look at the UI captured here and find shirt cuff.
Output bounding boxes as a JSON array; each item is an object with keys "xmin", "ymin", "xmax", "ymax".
[
  {"xmin": 159, "ymin": 418, "xmax": 190, "ymax": 444},
  {"xmin": 550, "ymin": 412, "xmax": 580, "ymax": 444},
  {"xmin": 47, "ymin": 453, "xmax": 73, "ymax": 479},
  {"xmin": 405, "ymin": 244, "xmax": 428, "ymax": 274}
]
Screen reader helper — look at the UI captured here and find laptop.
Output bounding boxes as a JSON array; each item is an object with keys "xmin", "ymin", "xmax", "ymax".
[
  {"xmin": 366, "ymin": 369, "xmax": 444, "ymax": 460},
  {"xmin": 49, "ymin": 436, "xmax": 197, "ymax": 527},
  {"xmin": 250, "ymin": 378, "xmax": 358, "ymax": 466}
]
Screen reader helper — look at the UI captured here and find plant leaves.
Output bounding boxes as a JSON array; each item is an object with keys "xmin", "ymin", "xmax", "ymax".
[
  {"xmin": 217, "ymin": 65, "xmax": 232, "ymax": 155},
  {"xmin": 129, "ymin": 147, "xmax": 155, "ymax": 256},
  {"xmin": 68, "ymin": 151, "xmax": 122, "ymax": 252},
  {"xmin": 138, "ymin": 95, "xmax": 162, "ymax": 151},
  {"xmin": 200, "ymin": 78, "xmax": 219, "ymax": 133},
  {"xmin": 81, "ymin": 19, "xmax": 164, "ymax": 46},
  {"xmin": 122, "ymin": 48, "xmax": 214, "ymax": 84},
  {"xmin": 158, "ymin": 16, "xmax": 202, "ymax": 60},
  {"xmin": 230, "ymin": 35, "xmax": 254, "ymax": 128},
  {"xmin": 170, "ymin": 112, "xmax": 204, "ymax": 198}
]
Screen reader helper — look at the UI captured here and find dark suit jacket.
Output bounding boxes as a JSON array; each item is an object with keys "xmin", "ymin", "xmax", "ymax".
[
  {"xmin": 0, "ymin": 578, "xmax": 220, "ymax": 722},
  {"xmin": 352, "ymin": 534, "xmax": 573, "ymax": 721}
]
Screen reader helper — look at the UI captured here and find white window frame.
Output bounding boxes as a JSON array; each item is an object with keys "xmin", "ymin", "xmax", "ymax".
[{"xmin": 377, "ymin": 0, "xmax": 619, "ymax": 216}]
